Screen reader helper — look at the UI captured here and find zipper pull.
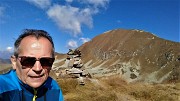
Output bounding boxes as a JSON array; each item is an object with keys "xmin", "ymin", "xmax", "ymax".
[{"xmin": 32, "ymin": 89, "xmax": 37, "ymax": 101}]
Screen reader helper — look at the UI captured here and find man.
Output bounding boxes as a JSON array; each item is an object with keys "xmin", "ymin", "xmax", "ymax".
[{"xmin": 0, "ymin": 29, "xmax": 64, "ymax": 101}]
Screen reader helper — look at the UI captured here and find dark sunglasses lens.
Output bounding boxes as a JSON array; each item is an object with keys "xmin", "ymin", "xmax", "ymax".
[
  {"xmin": 40, "ymin": 58, "xmax": 55, "ymax": 67},
  {"xmin": 20, "ymin": 57, "xmax": 36, "ymax": 67}
]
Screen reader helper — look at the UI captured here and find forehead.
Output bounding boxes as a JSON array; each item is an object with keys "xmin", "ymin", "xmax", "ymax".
[{"xmin": 18, "ymin": 36, "xmax": 53, "ymax": 55}]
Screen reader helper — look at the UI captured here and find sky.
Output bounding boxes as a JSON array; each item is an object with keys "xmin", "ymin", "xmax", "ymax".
[{"xmin": 0, "ymin": 0, "xmax": 179, "ymax": 59}]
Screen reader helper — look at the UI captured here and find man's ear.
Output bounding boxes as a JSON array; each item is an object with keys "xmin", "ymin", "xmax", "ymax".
[{"xmin": 11, "ymin": 55, "xmax": 17, "ymax": 70}]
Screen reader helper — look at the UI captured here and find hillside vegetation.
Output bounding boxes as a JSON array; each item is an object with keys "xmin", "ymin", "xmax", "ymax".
[
  {"xmin": 0, "ymin": 64, "xmax": 12, "ymax": 74},
  {"xmin": 57, "ymin": 75, "xmax": 180, "ymax": 101}
]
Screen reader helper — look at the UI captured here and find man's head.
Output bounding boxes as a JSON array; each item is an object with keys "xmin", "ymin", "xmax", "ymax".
[{"xmin": 11, "ymin": 29, "xmax": 55, "ymax": 88}]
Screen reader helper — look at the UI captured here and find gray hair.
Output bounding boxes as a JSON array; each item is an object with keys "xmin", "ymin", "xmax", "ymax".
[{"xmin": 14, "ymin": 29, "xmax": 55, "ymax": 57}]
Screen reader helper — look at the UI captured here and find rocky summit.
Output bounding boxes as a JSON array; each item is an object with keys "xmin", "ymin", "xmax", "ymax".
[{"xmin": 54, "ymin": 29, "xmax": 180, "ymax": 83}]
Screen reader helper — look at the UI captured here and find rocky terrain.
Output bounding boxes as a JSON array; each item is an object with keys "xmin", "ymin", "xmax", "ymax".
[
  {"xmin": 54, "ymin": 29, "xmax": 180, "ymax": 84},
  {"xmin": 51, "ymin": 29, "xmax": 180, "ymax": 101}
]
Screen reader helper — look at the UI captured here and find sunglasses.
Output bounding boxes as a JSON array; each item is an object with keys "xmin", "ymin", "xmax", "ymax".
[{"xmin": 18, "ymin": 56, "xmax": 55, "ymax": 68}]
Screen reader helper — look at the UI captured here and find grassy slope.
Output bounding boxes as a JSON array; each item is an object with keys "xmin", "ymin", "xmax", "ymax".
[
  {"xmin": 0, "ymin": 64, "xmax": 12, "ymax": 74},
  {"xmin": 57, "ymin": 76, "xmax": 180, "ymax": 101}
]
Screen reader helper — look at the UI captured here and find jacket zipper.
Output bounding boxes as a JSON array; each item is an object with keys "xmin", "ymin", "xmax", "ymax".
[{"xmin": 32, "ymin": 89, "xmax": 37, "ymax": 101}]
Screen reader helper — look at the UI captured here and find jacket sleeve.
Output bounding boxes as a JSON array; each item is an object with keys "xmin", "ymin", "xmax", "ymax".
[
  {"xmin": 0, "ymin": 94, "xmax": 2, "ymax": 101},
  {"xmin": 59, "ymin": 88, "xmax": 64, "ymax": 101}
]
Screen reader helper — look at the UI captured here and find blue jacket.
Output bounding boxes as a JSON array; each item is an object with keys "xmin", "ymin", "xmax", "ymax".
[{"xmin": 0, "ymin": 70, "xmax": 64, "ymax": 101}]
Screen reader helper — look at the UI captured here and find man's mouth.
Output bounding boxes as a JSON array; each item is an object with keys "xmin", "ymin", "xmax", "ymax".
[{"xmin": 29, "ymin": 74, "xmax": 44, "ymax": 78}]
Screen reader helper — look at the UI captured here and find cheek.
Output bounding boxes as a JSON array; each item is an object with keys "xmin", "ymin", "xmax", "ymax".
[
  {"xmin": 44, "ymin": 68, "xmax": 50, "ymax": 75},
  {"xmin": 16, "ymin": 63, "xmax": 29, "ymax": 77},
  {"xmin": 16, "ymin": 67, "xmax": 28, "ymax": 81}
]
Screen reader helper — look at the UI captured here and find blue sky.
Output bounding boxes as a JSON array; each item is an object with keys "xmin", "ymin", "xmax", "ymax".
[{"xmin": 0, "ymin": 0, "xmax": 179, "ymax": 58}]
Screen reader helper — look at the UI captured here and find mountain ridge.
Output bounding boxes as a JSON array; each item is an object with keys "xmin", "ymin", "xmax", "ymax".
[{"xmin": 77, "ymin": 28, "xmax": 180, "ymax": 83}]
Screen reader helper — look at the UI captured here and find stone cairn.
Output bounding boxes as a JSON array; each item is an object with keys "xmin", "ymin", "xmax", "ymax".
[{"xmin": 65, "ymin": 49, "xmax": 89, "ymax": 85}]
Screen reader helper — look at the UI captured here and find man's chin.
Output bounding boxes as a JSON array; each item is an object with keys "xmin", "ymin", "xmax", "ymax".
[
  {"xmin": 28, "ymin": 82, "xmax": 44, "ymax": 88},
  {"xmin": 27, "ymin": 78, "xmax": 45, "ymax": 88}
]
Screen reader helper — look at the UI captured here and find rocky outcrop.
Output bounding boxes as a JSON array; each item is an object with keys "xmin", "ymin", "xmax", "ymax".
[{"xmin": 78, "ymin": 29, "xmax": 180, "ymax": 83}]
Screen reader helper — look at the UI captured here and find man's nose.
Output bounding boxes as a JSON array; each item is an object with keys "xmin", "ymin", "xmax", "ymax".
[{"xmin": 32, "ymin": 61, "xmax": 43, "ymax": 72}]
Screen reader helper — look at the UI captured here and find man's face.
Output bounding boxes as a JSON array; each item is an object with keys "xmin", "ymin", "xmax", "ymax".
[{"xmin": 11, "ymin": 36, "xmax": 54, "ymax": 88}]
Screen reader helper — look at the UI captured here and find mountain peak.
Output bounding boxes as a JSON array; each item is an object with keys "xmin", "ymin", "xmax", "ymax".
[{"xmin": 78, "ymin": 29, "xmax": 180, "ymax": 83}]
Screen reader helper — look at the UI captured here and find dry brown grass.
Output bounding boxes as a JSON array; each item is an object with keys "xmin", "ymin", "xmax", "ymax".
[
  {"xmin": 0, "ymin": 64, "xmax": 11, "ymax": 71},
  {"xmin": 57, "ymin": 76, "xmax": 180, "ymax": 101},
  {"xmin": 0, "ymin": 64, "xmax": 12, "ymax": 74}
]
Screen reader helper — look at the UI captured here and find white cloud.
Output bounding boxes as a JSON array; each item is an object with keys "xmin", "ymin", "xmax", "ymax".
[
  {"xmin": 79, "ymin": 0, "xmax": 110, "ymax": 8},
  {"xmin": 6, "ymin": 47, "xmax": 13, "ymax": 52},
  {"xmin": 25, "ymin": 0, "xmax": 51, "ymax": 9},
  {"xmin": 67, "ymin": 40, "xmax": 78, "ymax": 49},
  {"xmin": 47, "ymin": 5, "xmax": 93, "ymax": 36},
  {"xmin": 79, "ymin": 37, "xmax": 90, "ymax": 43},
  {"xmin": 26, "ymin": 0, "xmax": 110, "ymax": 36}
]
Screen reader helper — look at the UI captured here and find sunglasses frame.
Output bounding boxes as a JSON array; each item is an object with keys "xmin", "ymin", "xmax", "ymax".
[{"xmin": 17, "ymin": 56, "xmax": 55, "ymax": 68}]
